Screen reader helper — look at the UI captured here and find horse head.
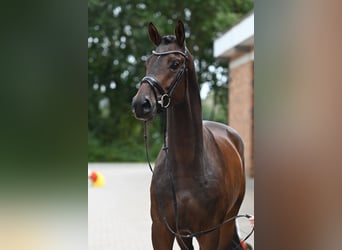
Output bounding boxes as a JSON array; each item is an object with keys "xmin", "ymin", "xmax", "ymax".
[{"xmin": 132, "ymin": 21, "xmax": 188, "ymax": 121}]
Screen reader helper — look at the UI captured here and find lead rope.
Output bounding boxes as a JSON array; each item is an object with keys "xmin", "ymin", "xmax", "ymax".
[
  {"xmin": 143, "ymin": 121, "xmax": 154, "ymax": 173},
  {"xmin": 161, "ymin": 109, "xmax": 190, "ymax": 250},
  {"xmin": 143, "ymin": 111, "xmax": 188, "ymax": 249}
]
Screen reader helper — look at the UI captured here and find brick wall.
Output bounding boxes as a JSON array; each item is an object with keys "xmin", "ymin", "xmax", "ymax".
[{"xmin": 229, "ymin": 60, "xmax": 254, "ymax": 176}]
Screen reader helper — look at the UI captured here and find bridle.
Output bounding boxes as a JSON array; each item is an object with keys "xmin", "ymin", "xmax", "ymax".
[
  {"xmin": 141, "ymin": 48, "xmax": 188, "ymax": 174},
  {"xmin": 141, "ymin": 48, "xmax": 254, "ymax": 250},
  {"xmin": 140, "ymin": 49, "xmax": 188, "ymax": 109}
]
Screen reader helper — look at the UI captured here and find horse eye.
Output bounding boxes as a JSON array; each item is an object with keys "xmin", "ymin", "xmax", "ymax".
[{"xmin": 170, "ymin": 61, "xmax": 180, "ymax": 70}]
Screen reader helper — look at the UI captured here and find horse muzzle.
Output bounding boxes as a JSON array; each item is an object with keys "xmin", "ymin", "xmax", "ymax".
[{"xmin": 131, "ymin": 94, "xmax": 156, "ymax": 121}]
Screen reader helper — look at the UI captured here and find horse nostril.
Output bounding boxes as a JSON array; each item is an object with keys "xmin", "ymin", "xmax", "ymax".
[
  {"xmin": 142, "ymin": 99, "xmax": 152, "ymax": 113},
  {"xmin": 132, "ymin": 96, "xmax": 154, "ymax": 120}
]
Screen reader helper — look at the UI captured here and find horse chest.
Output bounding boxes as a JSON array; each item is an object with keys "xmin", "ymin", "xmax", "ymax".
[{"xmin": 151, "ymin": 171, "xmax": 223, "ymax": 213}]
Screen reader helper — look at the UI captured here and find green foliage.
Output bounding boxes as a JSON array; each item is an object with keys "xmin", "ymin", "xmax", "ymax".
[
  {"xmin": 88, "ymin": 126, "xmax": 161, "ymax": 162},
  {"xmin": 88, "ymin": 0, "xmax": 253, "ymax": 162},
  {"xmin": 202, "ymin": 88, "xmax": 229, "ymax": 124}
]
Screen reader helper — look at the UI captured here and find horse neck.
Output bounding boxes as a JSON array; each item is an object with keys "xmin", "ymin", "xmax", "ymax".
[{"xmin": 166, "ymin": 58, "xmax": 204, "ymax": 172}]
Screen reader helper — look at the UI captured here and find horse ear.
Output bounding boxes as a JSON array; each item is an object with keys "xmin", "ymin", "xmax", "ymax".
[
  {"xmin": 148, "ymin": 22, "xmax": 162, "ymax": 46},
  {"xmin": 175, "ymin": 20, "xmax": 185, "ymax": 47}
]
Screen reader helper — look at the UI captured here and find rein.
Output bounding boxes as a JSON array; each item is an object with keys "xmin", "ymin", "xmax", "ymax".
[{"xmin": 142, "ymin": 49, "xmax": 254, "ymax": 249}]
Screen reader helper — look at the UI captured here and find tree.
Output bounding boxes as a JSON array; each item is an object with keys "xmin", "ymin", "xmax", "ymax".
[{"xmin": 88, "ymin": 0, "xmax": 253, "ymax": 161}]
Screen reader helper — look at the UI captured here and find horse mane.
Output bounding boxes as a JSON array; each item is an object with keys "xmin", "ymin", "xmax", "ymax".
[
  {"xmin": 184, "ymin": 47, "xmax": 202, "ymax": 116},
  {"xmin": 161, "ymin": 35, "xmax": 176, "ymax": 45}
]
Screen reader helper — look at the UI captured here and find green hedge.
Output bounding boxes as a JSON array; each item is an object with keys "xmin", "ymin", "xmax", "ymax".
[{"xmin": 88, "ymin": 132, "xmax": 161, "ymax": 162}]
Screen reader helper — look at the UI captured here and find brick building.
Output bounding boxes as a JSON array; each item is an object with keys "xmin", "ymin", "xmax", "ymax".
[{"xmin": 213, "ymin": 12, "xmax": 254, "ymax": 176}]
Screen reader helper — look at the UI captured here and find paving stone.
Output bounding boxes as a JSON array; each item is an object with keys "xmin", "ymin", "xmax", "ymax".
[{"xmin": 88, "ymin": 163, "xmax": 254, "ymax": 249}]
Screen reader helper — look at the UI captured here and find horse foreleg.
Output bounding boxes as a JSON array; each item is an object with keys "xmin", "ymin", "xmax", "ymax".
[
  {"xmin": 216, "ymin": 220, "xmax": 244, "ymax": 250},
  {"xmin": 151, "ymin": 220, "xmax": 174, "ymax": 250},
  {"xmin": 196, "ymin": 230, "xmax": 220, "ymax": 250},
  {"xmin": 176, "ymin": 236, "xmax": 194, "ymax": 250},
  {"xmin": 218, "ymin": 197, "xmax": 245, "ymax": 250},
  {"xmin": 229, "ymin": 225, "xmax": 245, "ymax": 250}
]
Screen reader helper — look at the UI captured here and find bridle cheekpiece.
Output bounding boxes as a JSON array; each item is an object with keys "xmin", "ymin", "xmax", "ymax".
[{"xmin": 140, "ymin": 49, "xmax": 188, "ymax": 109}]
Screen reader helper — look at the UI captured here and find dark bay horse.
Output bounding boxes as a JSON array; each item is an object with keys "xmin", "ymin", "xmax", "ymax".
[{"xmin": 132, "ymin": 21, "xmax": 246, "ymax": 250}]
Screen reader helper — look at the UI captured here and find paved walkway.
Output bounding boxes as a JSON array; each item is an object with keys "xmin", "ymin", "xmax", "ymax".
[{"xmin": 88, "ymin": 163, "xmax": 254, "ymax": 249}]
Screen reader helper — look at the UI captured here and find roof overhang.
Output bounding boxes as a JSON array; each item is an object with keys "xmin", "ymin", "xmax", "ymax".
[{"xmin": 214, "ymin": 12, "xmax": 254, "ymax": 59}]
